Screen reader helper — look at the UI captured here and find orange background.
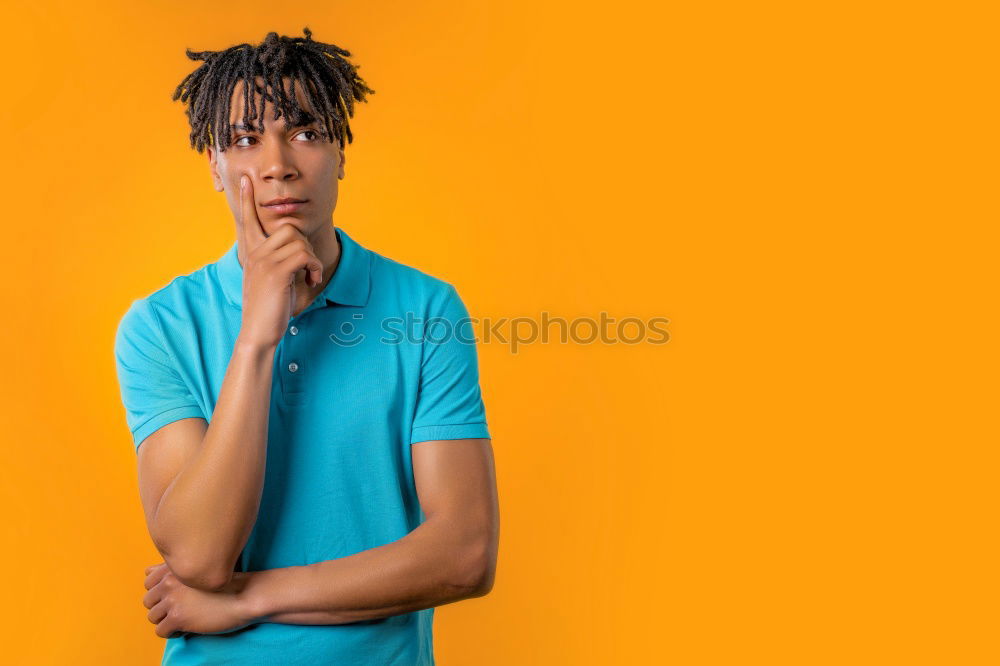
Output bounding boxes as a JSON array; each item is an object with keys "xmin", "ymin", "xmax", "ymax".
[{"xmin": 1, "ymin": 1, "xmax": 995, "ymax": 664}]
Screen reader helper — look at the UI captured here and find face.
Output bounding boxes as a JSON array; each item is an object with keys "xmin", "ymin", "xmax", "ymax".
[{"xmin": 207, "ymin": 76, "xmax": 345, "ymax": 238}]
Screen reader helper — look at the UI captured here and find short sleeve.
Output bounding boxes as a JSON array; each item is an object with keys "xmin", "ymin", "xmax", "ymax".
[
  {"xmin": 410, "ymin": 284, "xmax": 491, "ymax": 444},
  {"xmin": 114, "ymin": 299, "xmax": 206, "ymax": 452}
]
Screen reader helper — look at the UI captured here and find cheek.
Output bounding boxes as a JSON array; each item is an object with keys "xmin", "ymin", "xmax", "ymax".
[
  {"xmin": 312, "ymin": 164, "xmax": 336, "ymax": 188},
  {"xmin": 310, "ymin": 163, "xmax": 340, "ymax": 204},
  {"xmin": 317, "ymin": 180, "xmax": 339, "ymax": 206},
  {"xmin": 224, "ymin": 183, "xmax": 239, "ymax": 209}
]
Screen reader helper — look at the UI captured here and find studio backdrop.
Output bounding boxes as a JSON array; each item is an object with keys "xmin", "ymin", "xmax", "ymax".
[{"xmin": 0, "ymin": 1, "xmax": 992, "ymax": 665}]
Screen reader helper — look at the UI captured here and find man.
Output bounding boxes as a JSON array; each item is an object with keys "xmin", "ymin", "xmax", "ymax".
[{"xmin": 114, "ymin": 28, "xmax": 499, "ymax": 665}]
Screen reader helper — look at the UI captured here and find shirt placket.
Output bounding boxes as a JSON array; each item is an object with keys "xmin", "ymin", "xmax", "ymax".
[{"xmin": 276, "ymin": 297, "xmax": 329, "ymax": 407}]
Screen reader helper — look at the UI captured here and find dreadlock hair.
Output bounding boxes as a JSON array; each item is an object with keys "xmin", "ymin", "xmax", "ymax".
[{"xmin": 171, "ymin": 27, "xmax": 375, "ymax": 154}]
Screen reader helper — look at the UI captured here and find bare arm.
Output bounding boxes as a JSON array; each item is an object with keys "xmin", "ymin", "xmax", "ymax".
[
  {"xmin": 139, "ymin": 174, "xmax": 327, "ymax": 591},
  {"xmin": 140, "ymin": 338, "xmax": 275, "ymax": 591},
  {"xmin": 236, "ymin": 438, "xmax": 499, "ymax": 624}
]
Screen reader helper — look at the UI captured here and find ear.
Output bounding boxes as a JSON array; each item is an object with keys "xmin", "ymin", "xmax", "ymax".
[
  {"xmin": 337, "ymin": 142, "xmax": 346, "ymax": 180},
  {"xmin": 207, "ymin": 147, "xmax": 224, "ymax": 192}
]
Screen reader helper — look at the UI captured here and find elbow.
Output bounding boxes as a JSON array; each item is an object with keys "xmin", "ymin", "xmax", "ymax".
[
  {"xmin": 166, "ymin": 555, "xmax": 233, "ymax": 592},
  {"xmin": 451, "ymin": 538, "xmax": 497, "ymax": 598},
  {"xmin": 153, "ymin": 533, "xmax": 237, "ymax": 592},
  {"xmin": 468, "ymin": 566, "xmax": 495, "ymax": 598},
  {"xmin": 150, "ymin": 517, "xmax": 236, "ymax": 592}
]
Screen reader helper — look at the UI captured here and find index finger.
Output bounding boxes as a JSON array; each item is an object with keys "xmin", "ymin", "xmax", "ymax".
[{"xmin": 239, "ymin": 174, "xmax": 267, "ymax": 252}]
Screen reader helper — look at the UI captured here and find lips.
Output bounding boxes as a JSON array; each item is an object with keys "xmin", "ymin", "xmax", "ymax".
[
  {"xmin": 260, "ymin": 198, "xmax": 308, "ymax": 216},
  {"xmin": 262, "ymin": 197, "xmax": 307, "ymax": 206}
]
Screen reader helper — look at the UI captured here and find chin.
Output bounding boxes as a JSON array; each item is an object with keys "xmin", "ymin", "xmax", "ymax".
[{"xmin": 268, "ymin": 217, "xmax": 307, "ymax": 229}]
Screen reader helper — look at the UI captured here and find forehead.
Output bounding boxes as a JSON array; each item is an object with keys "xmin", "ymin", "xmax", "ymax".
[{"xmin": 228, "ymin": 76, "xmax": 319, "ymax": 128}]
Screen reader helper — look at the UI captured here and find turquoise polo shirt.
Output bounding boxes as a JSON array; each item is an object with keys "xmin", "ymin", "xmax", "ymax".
[{"xmin": 114, "ymin": 226, "xmax": 490, "ymax": 666}]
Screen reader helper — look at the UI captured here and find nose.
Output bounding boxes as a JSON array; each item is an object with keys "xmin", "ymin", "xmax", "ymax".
[{"xmin": 259, "ymin": 139, "xmax": 300, "ymax": 183}]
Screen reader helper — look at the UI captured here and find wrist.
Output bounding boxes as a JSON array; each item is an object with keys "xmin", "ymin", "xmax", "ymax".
[
  {"xmin": 233, "ymin": 571, "xmax": 270, "ymax": 623},
  {"xmin": 233, "ymin": 334, "xmax": 278, "ymax": 357}
]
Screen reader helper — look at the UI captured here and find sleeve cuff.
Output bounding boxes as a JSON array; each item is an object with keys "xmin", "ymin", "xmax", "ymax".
[
  {"xmin": 132, "ymin": 405, "xmax": 206, "ymax": 451},
  {"xmin": 410, "ymin": 423, "xmax": 491, "ymax": 444}
]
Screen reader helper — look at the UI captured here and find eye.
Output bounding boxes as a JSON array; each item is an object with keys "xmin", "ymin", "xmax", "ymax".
[{"xmin": 232, "ymin": 130, "xmax": 320, "ymax": 147}]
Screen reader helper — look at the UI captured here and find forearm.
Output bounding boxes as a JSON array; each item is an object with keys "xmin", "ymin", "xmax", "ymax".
[
  {"xmin": 152, "ymin": 336, "xmax": 276, "ymax": 587},
  {"xmin": 240, "ymin": 516, "xmax": 489, "ymax": 625}
]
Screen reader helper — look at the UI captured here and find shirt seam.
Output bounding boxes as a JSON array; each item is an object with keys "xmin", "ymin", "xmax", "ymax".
[
  {"xmin": 412, "ymin": 422, "xmax": 488, "ymax": 430},
  {"xmin": 133, "ymin": 403, "xmax": 204, "ymax": 435}
]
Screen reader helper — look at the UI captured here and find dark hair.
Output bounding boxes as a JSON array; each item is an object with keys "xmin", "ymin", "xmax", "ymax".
[{"xmin": 171, "ymin": 27, "xmax": 375, "ymax": 153}]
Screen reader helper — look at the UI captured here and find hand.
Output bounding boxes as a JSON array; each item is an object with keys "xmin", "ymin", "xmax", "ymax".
[
  {"xmin": 143, "ymin": 562, "xmax": 257, "ymax": 638},
  {"xmin": 236, "ymin": 174, "xmax": 324, "ymax": 348}
]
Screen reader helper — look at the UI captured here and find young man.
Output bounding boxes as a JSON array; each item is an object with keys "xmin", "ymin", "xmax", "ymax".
[{"xmin": 114, "ymin": 28, "xmax": 499, "ymax": 665}]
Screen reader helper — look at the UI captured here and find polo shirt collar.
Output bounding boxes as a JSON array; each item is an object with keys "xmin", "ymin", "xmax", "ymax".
[{"xmin": 216, "ymin": 226, "xmax": 371, "ymax": 309}]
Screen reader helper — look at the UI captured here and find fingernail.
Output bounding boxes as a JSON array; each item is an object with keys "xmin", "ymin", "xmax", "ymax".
[{"xmin": 241, "ymin": 176, "xmax": 247, "ymax": 189}]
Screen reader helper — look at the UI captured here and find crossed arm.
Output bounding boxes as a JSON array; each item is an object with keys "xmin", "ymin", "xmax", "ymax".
[
  {"xmin": 140, "ymin": 426, "xmax": 499, "ymax": 637},
  {"xmin": 237, "ymin": 437, "xmax": 499, "ymax": 625}
]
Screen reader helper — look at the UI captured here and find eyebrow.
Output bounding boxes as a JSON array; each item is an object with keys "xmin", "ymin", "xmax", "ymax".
[{"xmin": 229, "ymin": 121, "xmax": 321, "ymax": 133}]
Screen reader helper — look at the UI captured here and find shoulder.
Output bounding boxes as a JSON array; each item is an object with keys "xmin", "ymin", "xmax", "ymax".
[
  {"xmin": 367, "ymin": 248, "xmax": 463, "ymax": 308},
  {"xmin": 115, "ymin": 260, "xmax": 217, "ymax": 347}
]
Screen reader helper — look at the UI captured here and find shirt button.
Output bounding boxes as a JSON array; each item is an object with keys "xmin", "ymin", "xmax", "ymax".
[
  {"xmin": 287, "ymin": 362, "xmax": 299, "ymax": 373},
  {"xmin": 289, "ymin": 326, "xmax": 299, "ymax": 336}
]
